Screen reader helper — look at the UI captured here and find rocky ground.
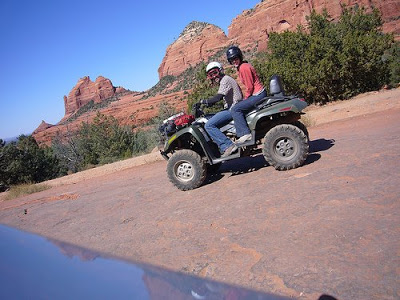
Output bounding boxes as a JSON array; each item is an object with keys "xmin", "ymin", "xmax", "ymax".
[{"xmin": 0, "ymin": 87, "xmax": 399, "ymax": 299}]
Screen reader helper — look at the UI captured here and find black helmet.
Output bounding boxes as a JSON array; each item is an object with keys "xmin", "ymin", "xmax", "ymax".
[{"xmin": 226, "ymin": 46, "xmax": 243, "ymax": 64}]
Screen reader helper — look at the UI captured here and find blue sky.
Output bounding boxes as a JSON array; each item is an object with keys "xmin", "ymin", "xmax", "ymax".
[{"xmin": 0, "ymin": 0, "xmax": 260, "ymax": 139}]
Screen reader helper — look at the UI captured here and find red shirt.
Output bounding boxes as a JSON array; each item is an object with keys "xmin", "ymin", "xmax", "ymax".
[{"xmin": 238, "ymin": 62, "xmax": 264, "ymax": 99}]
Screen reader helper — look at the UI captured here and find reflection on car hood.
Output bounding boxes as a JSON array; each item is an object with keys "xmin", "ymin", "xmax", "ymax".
[{"xmin": 0, "ymin": 224, "xmax": 290, "ymax": 299}]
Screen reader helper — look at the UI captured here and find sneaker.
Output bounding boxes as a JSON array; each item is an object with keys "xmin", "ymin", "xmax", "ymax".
[
  {"xmin": 236, "ymin": 133, "xmax": 252, "ymax": 144},
  {"xmin": 221, "ymin": 143, "xmax": 238, "ymax": 158}
]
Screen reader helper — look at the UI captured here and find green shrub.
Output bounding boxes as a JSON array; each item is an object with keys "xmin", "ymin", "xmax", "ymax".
[
  {"xmin": 52, "ymin": 113, "xmax": 137, "ymax": 171},
  {"xmin": 0, "ymin": 136, "xmax": 63, "ymax": 188},
  {"xmin": 384, "ymin": 41, "xmax": 400, "ymax": 87},
  {"xmin": 51, "ymin": 102, "xmax": 178, "ymax": 173},
  {"xmin": 253, "ymin": 6, "xmax": 395, "ymax": 104}
]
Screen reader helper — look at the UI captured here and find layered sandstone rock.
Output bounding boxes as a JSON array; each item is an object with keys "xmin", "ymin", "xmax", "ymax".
[
  {"xmin": 63, "ymin": 76, "xmax": 126, "ymax": 117},
  {"xmin": 228, "ymin": 0, "xmax": 400, "ymax": 51},
  {"xmin": 32, "ymin": 76, "xmax": 129, "ymax": 144},
  {"xmin": 158, "ymin": 21, "xmax": 229, "ymax": 78},
  {"xmin": 33, "ymin": 91, "xmax": 188, "ymax": 146},
  {"xmin": 32, "ymin": 121, "xmax": 54, "ymax": 135},
  {"xmin": 160, "ymin": 0, "xmax": 400, "ymax": 78}
]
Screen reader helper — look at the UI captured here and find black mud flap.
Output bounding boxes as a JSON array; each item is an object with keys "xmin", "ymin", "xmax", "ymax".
[{"xmin": 160, "ymin": 150, "xmax": 169, "ymax": 161}]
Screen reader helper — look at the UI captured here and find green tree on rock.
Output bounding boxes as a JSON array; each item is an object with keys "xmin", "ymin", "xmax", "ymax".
[{"xmin": 253, "ymin": 6, "xmax": 396, "ymax": 103}]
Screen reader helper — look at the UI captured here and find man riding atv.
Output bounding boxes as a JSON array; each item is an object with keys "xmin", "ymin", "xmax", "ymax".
[
  {"xmin": 159, "ymin": 74, "xmax": 309, "ymax": 191},
  {"xmin": 195, "ymin": 61, "xmax": 243, "ymax": 158}
]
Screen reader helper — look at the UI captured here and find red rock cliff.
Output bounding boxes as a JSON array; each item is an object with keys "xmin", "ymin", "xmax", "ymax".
[
  {"xmin": 32, "ymin": 120, "xmax": 54, "ymax": 135},
  {"xmin": 159, "ymin": 0, "xmax": 400, "ymax": 78},
  {"xmin": 228, "ymin": 0, "xmax": 399, "ymax": 51},
  {"xmin": 32, "ymin": 76, "xmax": 129, "ymax": 143},
  {"xmin": 63, "ymin": 76, "xmax": 123, "ymax": 118},
  {"xmin": 158, "ymin": 21, "xmax": 229, "ymax": 78}
]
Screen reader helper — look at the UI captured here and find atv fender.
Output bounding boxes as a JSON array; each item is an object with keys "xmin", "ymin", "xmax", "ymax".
[
  {"xmin": 163, "ymin": 126, "xmax": 214, "ymax": 163},
  {"xmin": 248, "ymin": 98, "xmax": 307, "ymax": 130}
]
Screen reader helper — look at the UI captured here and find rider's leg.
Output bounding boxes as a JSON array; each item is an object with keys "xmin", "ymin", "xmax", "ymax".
[
  {"xmin": 231, "ymin": 90, "xmax": 268, "ymax": 138},
  {"xmin": 204, "ymin": 110, "xmax": 234, "ymax": 153}
]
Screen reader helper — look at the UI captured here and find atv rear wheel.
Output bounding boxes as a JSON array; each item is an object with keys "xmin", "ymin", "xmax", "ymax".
[
  {"xmin": 167, "ymin": 150, "xmax": 207, "ymax": 191},
  {"xmin": 263, "ymin": 124, "xmax": 309, "ymax": 170}
]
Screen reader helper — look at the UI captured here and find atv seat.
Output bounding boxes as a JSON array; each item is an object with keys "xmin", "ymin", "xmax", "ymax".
[
  {"xmin": 255, "ymin": 96, "xmax": 286, "ymax": 111},
  {"xmin": 254, "ymin": 74, "xmax": 288, "ymax": 111}
]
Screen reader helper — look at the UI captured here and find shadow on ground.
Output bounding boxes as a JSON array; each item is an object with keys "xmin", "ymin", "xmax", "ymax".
[
  {"xmin": 205, "ymin": 138, "xmax": 335, "ymax": 186},
  {"xmin": 204, "ymin": 155, "xmax": 268, "ymax": 186},
  {"xmin": 305, "ymin": 138, "xmax": 335, "ymax": 165}
]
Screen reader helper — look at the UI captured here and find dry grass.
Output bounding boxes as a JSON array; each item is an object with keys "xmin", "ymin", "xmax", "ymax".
[
  {"xmin": 301, "ymin": 114, "xmax": 316, "ymax": 127},
  {"xmin": 3, "ymin": 184, "xmax": 51, "ymax": 201}
]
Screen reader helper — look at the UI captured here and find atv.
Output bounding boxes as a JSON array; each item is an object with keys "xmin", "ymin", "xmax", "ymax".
[{"xmin": 158, "ymin": 75, "xmax": 309, "ymax": 191}]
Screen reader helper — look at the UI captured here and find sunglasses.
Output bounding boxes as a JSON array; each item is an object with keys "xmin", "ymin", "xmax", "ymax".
[{"xmin": 207, "ymin": 69, "xmax": 219, "ymax": 79}]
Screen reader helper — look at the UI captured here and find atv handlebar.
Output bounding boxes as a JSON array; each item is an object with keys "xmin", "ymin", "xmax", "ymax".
[{"xmin": 191, "ymin": 103, "xmax": 205, "ymax": 118}]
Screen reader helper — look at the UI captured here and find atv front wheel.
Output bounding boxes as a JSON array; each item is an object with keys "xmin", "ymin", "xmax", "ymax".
[
  {"xmin": 263, "ymin": 124, "xmax": 309, "ymax": 170},
  {"xmin": 167, "ymin": 150, "xmax": 207, "ymax": 191}
]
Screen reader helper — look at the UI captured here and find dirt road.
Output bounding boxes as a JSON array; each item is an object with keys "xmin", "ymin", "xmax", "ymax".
[{"xmin": 0, "ymin": 89, "xmax": 399, "ymax": 299}]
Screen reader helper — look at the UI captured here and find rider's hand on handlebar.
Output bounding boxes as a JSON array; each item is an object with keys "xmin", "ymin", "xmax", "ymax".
[
  {"xmin": 192, "ymin": 102, "xmax": 202, "ymax": 111},
  {"xmin": 199, "ymin": 99, "xmax": 210, "ymax": 107}
]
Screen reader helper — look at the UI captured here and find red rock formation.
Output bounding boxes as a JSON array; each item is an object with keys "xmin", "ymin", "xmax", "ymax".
[
  {"xmin": 32, "ymin": 76, "xmax": 131, "ymax": 144},
  {"xmin": 63, "ymin": 76, "xmax": 124, "ymax": 117},
  {"xmin": 33, "ymin": 91, "xmax": 188, "ymax": 146},
  {"xmin": 228, "ymin": 0, "xmax": 400, "ymax": 52},
  {"xmin": 159, "ymin": 0, "xmax": 400, "ymax": 78},
  {"xmin": 32, "ymin": 120, "xmax": 54, "ymax": 135},
  {"xmin": 158, "ymin": 21, "xmax": 230, "ymax": 78}
]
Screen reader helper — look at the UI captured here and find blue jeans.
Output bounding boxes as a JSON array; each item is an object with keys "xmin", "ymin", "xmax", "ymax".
[
  {"xmin": 231, "ymin": 90, "xmax": 268, "ymax": 137},
  {"xmin": 204, "ymin": 109, "xmax": 234, "ymax": 153}
]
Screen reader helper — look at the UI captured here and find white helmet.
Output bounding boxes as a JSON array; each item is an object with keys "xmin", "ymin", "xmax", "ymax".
[{"xmin": 206, "ymin": 61, "xmax": 222, "ymax": 73}]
